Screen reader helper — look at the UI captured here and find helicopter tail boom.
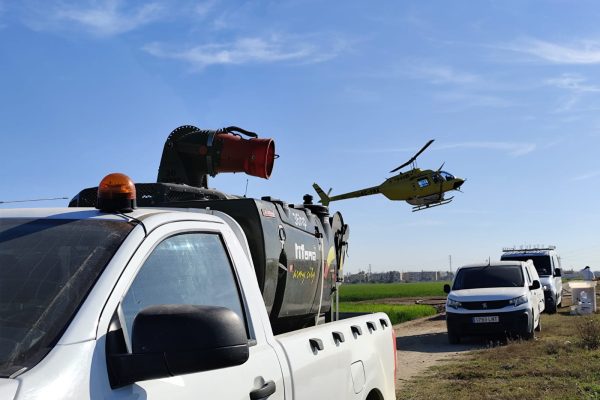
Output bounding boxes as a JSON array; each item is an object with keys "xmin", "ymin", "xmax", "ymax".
[{"xmin": 314, "ymin": 183, "xmax": 381, "ymax": 205}]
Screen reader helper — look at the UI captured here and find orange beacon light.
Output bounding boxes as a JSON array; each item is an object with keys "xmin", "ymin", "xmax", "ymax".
[{"xmin": 96, "ymin": 173, "xmax": 137, "ymax": 212}]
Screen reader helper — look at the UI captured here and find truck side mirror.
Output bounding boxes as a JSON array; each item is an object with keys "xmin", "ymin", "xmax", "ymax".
[
  {"xmin": 108, "ymin": 304, "xmax": 249, "ymax": 388},
  {"xmin": 554, "ymin": 268, "xmax": 562, "ymax": 277},
  {"xmin": 443, "ymin": 284, "xmax": 451, "ymax": 294},
  {"xmin": 529, "ymin": 280, "xmax": 541, "ymax": 290}
]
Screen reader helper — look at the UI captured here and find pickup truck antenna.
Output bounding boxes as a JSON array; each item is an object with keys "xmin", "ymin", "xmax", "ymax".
[{"xmin": 0, "ymin": 197, "xmax": 68, "ymax": 204}]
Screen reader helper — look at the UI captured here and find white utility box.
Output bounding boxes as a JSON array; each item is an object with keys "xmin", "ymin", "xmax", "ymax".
[{"xmin": 569, "ymin": 281, "xmax": 597, "ymax": 314}]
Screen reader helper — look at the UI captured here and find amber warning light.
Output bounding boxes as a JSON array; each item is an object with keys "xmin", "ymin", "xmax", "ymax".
[{"xmin": 96, "ymin": 173, "xmax": 137, "ymax": 213}]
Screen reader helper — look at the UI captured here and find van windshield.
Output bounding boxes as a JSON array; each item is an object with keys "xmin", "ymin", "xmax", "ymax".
[
  {"xmin": 0, "ymin": 218, "xmax": 134, "ymax": 377},
  {"xmin": 501, "ymin": 255, "xmax": 551, "ymax": 276},
  {"xmin": 452, "ymin": 265, "xmax": 524, "ymax": 290}
]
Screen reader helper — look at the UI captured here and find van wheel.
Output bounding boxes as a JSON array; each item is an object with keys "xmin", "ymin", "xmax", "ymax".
[
  {"xmin": 534, "ymin": 315, "xmax": 541, "ymax": 332},
  {"xmin": 448, "ymin": 329, "xmax": 460, "ymax": 344},
  {"xmin": 546, "ymin": 303, "xmax": 557, "ymax": 314},
  {"xmin": 524, "ymin": 315, "xmax": 535, "ymax": 340}
]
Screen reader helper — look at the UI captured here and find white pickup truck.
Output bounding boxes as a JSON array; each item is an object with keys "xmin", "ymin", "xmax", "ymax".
[{"xmin": 0, "ymin": 205, "xmax": 396, "ymax": 399}]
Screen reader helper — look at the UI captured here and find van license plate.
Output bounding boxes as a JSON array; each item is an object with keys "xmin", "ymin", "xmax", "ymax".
[{"xmin": 473, "ymin": 316, "xmax": 499, "ymax": 323}]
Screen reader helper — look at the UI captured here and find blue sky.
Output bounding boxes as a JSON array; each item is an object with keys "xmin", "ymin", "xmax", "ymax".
[{"xmin": 1, "ymin": 0, "xmax": 600, "ymax": 273}]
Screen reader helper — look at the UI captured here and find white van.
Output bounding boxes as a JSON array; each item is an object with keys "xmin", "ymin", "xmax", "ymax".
[
  {"xmin": 444, "ymin": 261, "xmax": 545, "ymax": 343},
  {"xmin": 501, "ymin": 246, "xmax": 563, "ymax": 313}
]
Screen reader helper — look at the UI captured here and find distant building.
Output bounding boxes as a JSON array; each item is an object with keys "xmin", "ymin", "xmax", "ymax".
[{"xmin": 344, "ymin": 269, "xmax": 453, "ymax": 283}]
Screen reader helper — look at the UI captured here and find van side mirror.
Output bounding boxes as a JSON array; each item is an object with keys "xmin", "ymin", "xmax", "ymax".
[
  {"xmin": 443, "ymin": 284, "xmax": 451, "ymax": 294},
  {"xmin": 108, "ymin": 304, "xmax": 249, "ymax": 388},
  {"xmin": 529, "ymin": 280, "xmax": 541, "ymax": 290},
  {"xmin": 554, "ymin": 268, "xmax": 561, "ymax": 277}
]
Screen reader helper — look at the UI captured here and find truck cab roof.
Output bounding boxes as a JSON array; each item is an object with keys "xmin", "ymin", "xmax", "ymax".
[
  {"xmin": 0, "ymin": 207, "xmax": 228, "ymax": 230},
  {"xmin": 458, "ymin": 260, "xmax": 531, "ymax": 270}
]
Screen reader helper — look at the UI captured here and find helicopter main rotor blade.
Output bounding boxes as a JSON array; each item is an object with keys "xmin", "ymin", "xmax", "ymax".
[{"xmin": 389, "ymin": 139, "xmax": 435, "ymax": 173}]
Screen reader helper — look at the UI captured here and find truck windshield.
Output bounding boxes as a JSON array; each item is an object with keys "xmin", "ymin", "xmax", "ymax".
[
  {"xmin": 0, "ymin": 218, "xmax": 134, "ymax": 377},
  {"xmin": 452, "ymin": 265, "xmax": 524, "ymax": 290},
  {"xmin": 501, "ymin": 255, "xmax": 551, "ymax": 276}
]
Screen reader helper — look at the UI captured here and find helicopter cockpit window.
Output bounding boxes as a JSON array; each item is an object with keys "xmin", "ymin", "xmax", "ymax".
[
  {"xmin": 417, "ymin": 178, "xmax": 430, "ymax": 188},
  {"xmin": 440, "ymin": 171, "xmax": 455, "ymax": 181}
]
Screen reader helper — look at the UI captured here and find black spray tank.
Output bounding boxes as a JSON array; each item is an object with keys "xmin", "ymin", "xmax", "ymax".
[{"xmin": 69, "ymin": 125, "xmax": 349, "ymax": 333}]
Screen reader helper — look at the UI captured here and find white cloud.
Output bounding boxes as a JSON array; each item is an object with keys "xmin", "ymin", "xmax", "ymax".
[
  {"xmin": 143, "ymin": 34, "xmax": 348, "ymax": 68},
  {"xmin": 506, "ymin": 38, "xmax": 600, "ymax": 64},
  {"xmin": 416, "ymin": 65, "xmax": 480, "ymax": 85},
  {"xmin": 436, "ymin": 142, "xmax": 536, "ymax": 157},
  {"xmin": 194, "ymin": 0, "xmax": 217, "ymax": 18},
  {"xmin": 340, "ymin": 141, "xmax": 536, "ymax": 157},
  {"xmin": 24, "ymin": 0, "xmax": 166, "ymax": 36},
  {"xmin": 433, "ymin": 92, "xmax": 514, "ymax": 109},
  {"xmin": 573, "ymin": 170, "xmax": 600, "ymax": 181},
  {"xmin": 546, "ymin": 74, "xmax": 600, "ymax": 93},
  {"xmin": 544, "ymin": 73, "xmax": 600, "ymax": 112}
]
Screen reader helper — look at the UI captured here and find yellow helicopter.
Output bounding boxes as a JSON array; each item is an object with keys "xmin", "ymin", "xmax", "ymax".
[{"xmin": 313, "ymin": 139, "xmax": 465, "ymax": 212}]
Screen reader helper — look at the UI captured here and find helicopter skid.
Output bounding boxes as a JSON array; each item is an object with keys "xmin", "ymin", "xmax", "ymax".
[{"xmin": 411, "ymin": 196, "xmax": 454, "ymax": 212}]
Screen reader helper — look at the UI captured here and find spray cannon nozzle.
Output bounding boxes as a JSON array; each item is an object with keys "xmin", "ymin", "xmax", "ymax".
[{"xmin": 157, "ymin": 125, "xmax": 276, "ymax": 187}]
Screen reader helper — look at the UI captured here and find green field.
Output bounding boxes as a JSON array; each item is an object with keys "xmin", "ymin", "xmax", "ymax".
[
  {"xmin": 338, "ymin": 303, "xmax": 437, "ymax": 324},
  {"xmin": 339, "ymin": 282, "xmax": 448, "ymax": 302}
]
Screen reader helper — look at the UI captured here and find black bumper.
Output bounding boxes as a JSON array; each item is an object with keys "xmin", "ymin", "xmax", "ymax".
[{"xmin": 446, "ymin": 309, "xmax": 532, "ymax": 336}]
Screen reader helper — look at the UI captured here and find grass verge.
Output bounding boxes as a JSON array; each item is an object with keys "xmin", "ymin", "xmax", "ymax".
[
  {"xmin": 339, "ymin": 302, "xmax": 436, "ymax": 325},
  {"xmin": 399, "ymin": 313, "xmax": 600, "ymax": 400},
  {"xmin": 339, "ymin": 282, "xmax": 448, "ymax": 302}
]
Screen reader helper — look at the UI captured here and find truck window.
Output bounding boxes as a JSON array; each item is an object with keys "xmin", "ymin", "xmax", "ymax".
[
  {"xmin": 120, "ymin": 232, "xmax": 246, "ymax": 347},
  {"xmin": 452, "ymin": 265, "xmax": 524, "ymax": 290},
  {"xmin": 501, "ymin": 255, "xmax": 552, "ymax": 276},
  {"xmin": 524, "ymin": 267, "xmax": 532, "ymax": 285},
  {"xmin": 0, "ymin": 218, "xmax": 134, "ymax": 378}
]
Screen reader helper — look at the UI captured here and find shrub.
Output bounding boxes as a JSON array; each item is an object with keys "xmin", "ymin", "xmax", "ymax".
[{"xmin": 576, "ymin": 317, "xmax": 600, "ymax": 350}]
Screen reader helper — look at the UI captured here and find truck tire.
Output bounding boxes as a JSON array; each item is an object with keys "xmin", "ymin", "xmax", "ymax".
[
  {"xmin": 534, "ymin": 315, "xmax": 541, "ymax": 332},
  {"xmin": 447, "ymin": 329, "xmax": 460, "ymax": 344},
  {"xmin": 523, "ymin": 314, "xmax": 534, "ymax": 340},
  {"xmin": 546, "ymin": 302, "xmax": 557, "ymax": 314}
]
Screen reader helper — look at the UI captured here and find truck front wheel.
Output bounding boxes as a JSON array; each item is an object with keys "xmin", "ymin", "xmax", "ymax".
[
  {"xmin": 447, "ymin": 329, "xmax": 460, "ymax": 344},
  {"xmin": 523, "ymin": 314, "xmax": 534, "ymax": 340}
]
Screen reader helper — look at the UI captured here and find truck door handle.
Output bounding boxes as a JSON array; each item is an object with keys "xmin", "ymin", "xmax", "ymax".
[
  {"xmin": 332, "ymin": 331, "xmax": 345, "ymax": 344},
  {"xmin": 367, "ymin": 321, "xmax": 377, "ymax": 332},
  {"xmin": 250, "ymin": 380, "xmax": 276, "ymax": 400},
  {"xmin": 351, "ymin": 325, "xmax": 362, "ymax": 336},
  {"xmin": 309, "ymin": 338, "xmax": 324, "ymax": 352}
]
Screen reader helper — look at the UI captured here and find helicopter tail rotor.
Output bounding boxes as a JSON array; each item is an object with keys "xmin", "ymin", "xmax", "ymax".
[{"xmin": 312, "ymin": 183, "xmax": 331, "ymax": 206}]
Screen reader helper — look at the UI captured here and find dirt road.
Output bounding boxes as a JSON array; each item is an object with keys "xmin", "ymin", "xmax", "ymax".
[{"xmin": 393, "ymin": 314, "xmax": 481, "ymax": 389}]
